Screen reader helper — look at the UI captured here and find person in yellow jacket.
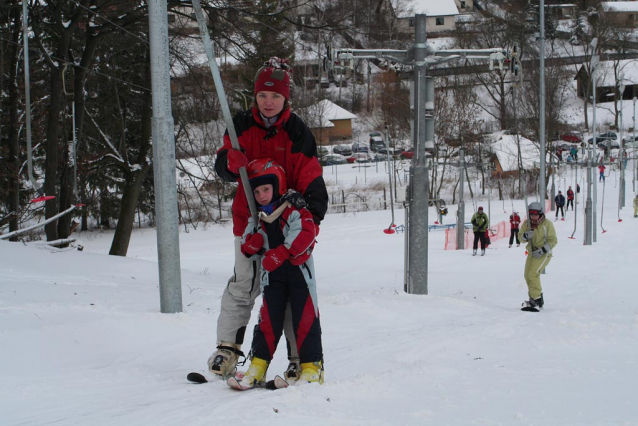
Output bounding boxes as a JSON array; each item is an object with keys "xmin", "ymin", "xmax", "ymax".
[
  {"xmin": 518, "ymin": 201, "xmax": 558, "ymax": 311},
  {"xmin": 634, "ymin": 194, "xmax": 638, "ymax": 218}
]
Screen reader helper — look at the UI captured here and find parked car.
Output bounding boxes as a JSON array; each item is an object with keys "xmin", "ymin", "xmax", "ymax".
[
  {"xmin": 560, "ymin": 132, "xmax": 582, "ymax": 143},
  {"xmin": 321, "ymin": 154, "xmax": 348, "ymax": 166},
  {"xmin": 597, "ymin": 140, "xmax": 621, "ymax": 149},
  {"xmin": 318, "ymin": 146, "xmax": 330, "ymax": 156},
  {"xmin": 588, "ymin": 132, "xmax": 618, "ymax": 144},
  {"xmin": 346, "ymin": 152, "xmax": 372, "ymax": 163},
  {"xmin": 369, "ymin": 133, "xmax": 385, "ymax": 152},
  {"xmin": 400, "ymin": 148, "xmax": 414, "ymax": 159},
  {"xmin": 376, "ymin": 147, "xmax": 399, "ymax": 157},
  {"xmin": 623, "ymin": 134, "xmax": 638, "ymax": 143},
  {"xmin": 332, "ymin": 144, "xmax": 352, "ymax": 156},
  {"xmin": 351, "ymin": 142, "xmax": 369, "ymax": 153}
]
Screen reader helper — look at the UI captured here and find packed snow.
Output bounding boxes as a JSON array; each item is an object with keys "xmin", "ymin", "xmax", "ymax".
[{"xmin": 2, "ymin": 160, "xmax": 638, "ymax": 426}]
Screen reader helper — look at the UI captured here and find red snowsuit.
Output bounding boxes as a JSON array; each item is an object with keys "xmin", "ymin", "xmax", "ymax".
[
  {"xmin": 214, "ymin": 107, "xmax": 328, "ymax": 236},
  {"xmin": 509, "ymin": 213, "xmax": 521, "ymax": 246},
  {"xmin": 243, "ymin": 201, "xmax": 322, "ymax": 364},
  {"xmin": 566, "ymin": 189, "xmax": 574, "ymax": 210}
]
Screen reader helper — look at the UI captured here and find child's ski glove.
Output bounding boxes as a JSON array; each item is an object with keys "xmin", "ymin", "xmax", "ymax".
[
  {"xmin": 241, "ymin": 232, "xmax": 264, "ymax": 257},
  {"xmin": 531, "ymin": 243, "xmax": 551, "ymax": 258},
  {"xmin": 262, "ymin": 245, "xmax": 289, "ymax": 272},
  {"xmin": 522, "ymin": 230, "xmax": 534, "ymax": 240},
  {"xmin": 227, "ymin": 149, "xmax": 248, "ymax": 175},
  {"xmin": 281, "ymin": 190, "xmax": 307, "ymax": 209}
]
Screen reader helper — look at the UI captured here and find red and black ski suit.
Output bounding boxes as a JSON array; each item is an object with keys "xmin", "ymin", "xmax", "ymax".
[
  {"xmin": 509, "ymin": 213, "xmax": 521, "ymax": 246},
  {"xmin": 214, "ymin": 107, "xmax": 329, "ymax": 236},
  {"xmin": 566, "ymin": 189, "xmax": 574, "ymax": 211},
  {"xmin": 242, "ymin": 202, "xmax": 323, "ymax": 364}
]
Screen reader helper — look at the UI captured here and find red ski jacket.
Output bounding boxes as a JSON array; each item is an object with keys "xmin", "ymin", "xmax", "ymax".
[
  {"xmin": 567, "ymin": 189, "xmax": 574, "ymax": 200},
  {"xmin": 215, "ymin": 107, "xmax": 328, "ymax": 236},
  {"xmin": 510, "ymin": 213, "xmax": 521, "ymax": 229}
]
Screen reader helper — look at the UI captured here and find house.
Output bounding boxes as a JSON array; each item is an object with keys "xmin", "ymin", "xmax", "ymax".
[
  {"xmin": 302, "ymin": 100, "xmax": 357, "ymax": 145},
  {"xmin": 600, "ymin": 1, "xmax": 638, "ymax": 28},
  {"xmin": 548, "ymin": 3, "xmax": 578, "ymax": 19},
  {"xmin": 454, "ymin": 0, "xmax": 474, "ymax": 13},
  {"xmin": 396, "ymin": 0, "xmax": 460, "ymax": 35},
  {"xmin": 576, "ymin": 59, "xmax": 638, "ymax": 102},
  {"xmin": 487, "ymin": 133, "xmax": 540, "ymax": 178}
]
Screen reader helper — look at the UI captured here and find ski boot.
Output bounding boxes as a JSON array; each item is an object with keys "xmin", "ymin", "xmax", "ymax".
[
  {"xmin": 238, "ymin": 357, "xmax": 268, "ymax": 389},
  {"xmin": 208, "ymin": 343, "xmax": 244, "ymax": 378},
  {"xmin": 481, "ymin": 249, "xmax": 486, "ymax": 256},
  {"xmin": 521, "ymin": 294, "xmax": 544, "ymax": 311},
  {"xmin": 509, "ymin": 244, "xmax": 512, "ymax": 248},
  {"xmin": 472, "ymin": 249, "xmax": 477, "ymax": 256},
  {"xmin": 284, "ymin": 357, "xmax": 301, "ymax": 382},
  {"xmin": 299, "ymin": 360, "xmax": 324, "ymax": 384}
]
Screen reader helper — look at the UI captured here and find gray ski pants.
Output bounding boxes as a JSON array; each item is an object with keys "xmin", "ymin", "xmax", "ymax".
[{"xmin": 216, "ymin": 237, "xmax": 298, "ymax": 359}]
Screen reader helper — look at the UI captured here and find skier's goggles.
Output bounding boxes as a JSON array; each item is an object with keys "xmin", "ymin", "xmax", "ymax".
[{"xmin": 528, "ymin": 209, "xmax": 541, "ymax": 215}]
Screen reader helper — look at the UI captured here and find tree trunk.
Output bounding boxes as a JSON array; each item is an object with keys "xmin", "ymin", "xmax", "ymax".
[
  {"xmin": 6, "ymin": 6, "xmax": 21, "ymax": 239},
  {"xmin": 109, "ymin": 75, "xmax": 153, "ymax": 256}
]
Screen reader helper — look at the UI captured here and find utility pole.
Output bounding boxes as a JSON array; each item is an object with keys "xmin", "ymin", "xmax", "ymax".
[
  {"xmin": 148, "ymin": 0, "xmax": 183, "ymax": 313},
  {"xmin": 325, "ymin": 15, "xmax": 509, "ymax": 295},
  {"xmin": 539, "ymin": 0, "xmax": 547, "ymax": 207},
  {"xmin": 618, "ymin": 80, "xmax": 626, "ymax": 209},
  {"xmin": 585, "ymin": 39, "xmax": 598, "ymax": 246},
  {"xmin": 456, "ymin": 148, "xmax": 466, "ymax": 249}
]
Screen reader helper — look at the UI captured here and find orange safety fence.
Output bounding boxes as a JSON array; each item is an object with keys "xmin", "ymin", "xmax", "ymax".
[{"xmin": 444, "ymin": 220, "xmax": 510, "ymax": 250}]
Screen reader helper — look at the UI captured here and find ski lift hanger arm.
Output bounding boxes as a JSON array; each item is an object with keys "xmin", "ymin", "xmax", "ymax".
[
  {"xmin": 0, "ymin": 205, "xmax": 78, "ymax": 241},
  {"xmin": 327, "ymin": 46, "xmax": 509, "ymax": 70}
]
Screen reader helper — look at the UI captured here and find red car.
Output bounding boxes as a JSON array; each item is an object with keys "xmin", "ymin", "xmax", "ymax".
[
  {"xmin": 560, "ymin": 132, "xmax": 582, "ymax": 143},
  {"xmin": 400, "ymin": 149, "xmax": 414, "ymax": 159}
]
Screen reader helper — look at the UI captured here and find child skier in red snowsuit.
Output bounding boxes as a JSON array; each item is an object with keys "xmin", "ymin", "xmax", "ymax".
[{"xmin": 236, "ymin": 159, "xmax": 323, "ymax": 389}]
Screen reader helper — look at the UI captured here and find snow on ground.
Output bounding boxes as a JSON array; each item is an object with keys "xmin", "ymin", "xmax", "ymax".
[{"xmin": 2, "ymin": 162, "xmax": 638, "ymax": 426}]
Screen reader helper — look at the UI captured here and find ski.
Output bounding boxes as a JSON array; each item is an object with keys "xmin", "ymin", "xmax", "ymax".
[
  {"xmin": 521, "ymin": 306, "xmax": 540, "ymax": 312},
  {"xmin": 227, "ymin": 375, "xmax": 289, "ymax": 391},
  {"xmin": 187, "ymin": 372, "xmax": 209, "ymax": 384}
]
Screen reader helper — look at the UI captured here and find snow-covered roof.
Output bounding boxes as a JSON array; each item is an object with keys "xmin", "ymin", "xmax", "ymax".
[
  {"xmin": 488, "ymin": 133, "xmax": 540, "ymax": 172},
  {"xmin": 594, "ymin": 59, "xmax": 638, "ymax": 87},
  {"xmin": 306, "ymin": 99, "xmax": 357, "ymax": 121},
  {"xmin": 397, "ymin": 0, "xmax": 459, "ymax": 18},
  {"xmin": 600, "ymin": 1, "xmax": 638, "ymax": 13}
]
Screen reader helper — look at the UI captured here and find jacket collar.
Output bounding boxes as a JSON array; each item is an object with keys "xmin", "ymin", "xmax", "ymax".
[{"xmin": 252, "ymin": 106, "xmax": 290, "ymax": 130}]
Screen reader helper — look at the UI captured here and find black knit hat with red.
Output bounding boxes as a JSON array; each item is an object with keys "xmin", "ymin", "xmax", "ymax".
[{"xmin": 254, "ymin": 57, "xmax": 292, "ymax": 101}]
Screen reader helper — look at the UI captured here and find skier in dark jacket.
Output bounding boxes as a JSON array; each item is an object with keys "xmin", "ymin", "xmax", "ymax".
[
  {"xmin": 555, "ymin": 191, "xmax": 566, "ymax": 219},
  {"xmin": 471, "ymin": 206, "xmax": 489, "ymax": 256}
]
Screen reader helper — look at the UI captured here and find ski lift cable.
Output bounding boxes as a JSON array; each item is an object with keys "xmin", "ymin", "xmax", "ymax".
[{"xmin": 190, "ymin": 0, "xmax": 258, "ymax": 224}]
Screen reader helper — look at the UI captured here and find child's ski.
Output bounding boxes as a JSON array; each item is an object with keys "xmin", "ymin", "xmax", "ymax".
[{"xmin": 227, "ymin": 375, "xmax": 289, "ymax": 391}]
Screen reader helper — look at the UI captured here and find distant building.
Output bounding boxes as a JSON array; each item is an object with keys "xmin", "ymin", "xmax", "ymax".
[
  {"xmin": 396, "ymin": 0, "xmax": 460, "ymax": 35},
  {"xmin": 302, "ymin": 100, "xmax": 357, "ymax": 145},
  {"xmin": 600, "ymin": 1, "xmax": 638, "ymax": 27},
  {"xmin": 576, "ymin": 60, "xmax": 638, "ymax": 102}
]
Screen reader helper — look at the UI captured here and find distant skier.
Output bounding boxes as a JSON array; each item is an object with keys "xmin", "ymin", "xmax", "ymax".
[
  {"xmin": 598, "ymin": 163, "xmax": 606, "ymax": 182},
  {"xmin": 554, "ymin": 191, "xmax": 565, "ymax": 219},
  {"xmin": 509, "ymin": 211, "xmax": 521, "ymax": 248},
  {"xmin": 566, "ymin": 186, "xmax": 574, "ymax": 211},
  {"xmin": 471, "ymin": 206, "xmax": 489, "ymax": 256},
  {"xmin": 519, "ymin": 202, "xmax": 558, "ymax": 311}
]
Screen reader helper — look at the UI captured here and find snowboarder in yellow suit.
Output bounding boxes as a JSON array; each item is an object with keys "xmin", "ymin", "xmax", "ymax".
[
  {"xmin": 633, "ymin": 194, "xmax": 638, "ymax": 218},
  {"xmin": 519, "ymin": 201, "xmax": 557, "ymax": 310}
]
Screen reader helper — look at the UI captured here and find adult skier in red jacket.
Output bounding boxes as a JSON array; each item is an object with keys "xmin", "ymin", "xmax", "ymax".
[{"xmin": 209, "ymin": 57, "xmax": 328, "ymax": 380}]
